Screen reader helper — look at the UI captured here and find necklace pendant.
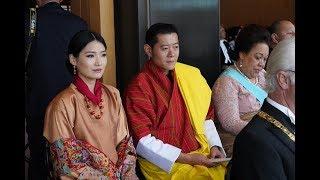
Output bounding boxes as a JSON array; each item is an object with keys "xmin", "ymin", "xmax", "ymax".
[{"xmin": 84, "ymin": 96, "xmax": 104, "ymax": 120}]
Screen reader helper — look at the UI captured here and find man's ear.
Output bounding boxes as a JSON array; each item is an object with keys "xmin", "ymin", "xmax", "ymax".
[
  {"xmin": 271, "ymin": 33, "xmax": 279, "ymax": 44},
  {"xmin": 144, "ymin": 44, "xmax": 152, "ymax": 59},
  {"xmin": 276, "ymin": 71, "xmax": 290, "ymax": 90},
  {"xmin": 69, "ymin": 54, "xmax": 77, "ymax": 66}
]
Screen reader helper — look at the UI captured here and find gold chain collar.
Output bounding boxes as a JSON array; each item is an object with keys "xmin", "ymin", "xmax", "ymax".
[{"xmin": 257, "ymin": 111, "xmax": 295, "ymax": 142}]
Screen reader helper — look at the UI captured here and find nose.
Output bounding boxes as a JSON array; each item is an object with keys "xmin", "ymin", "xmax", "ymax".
[
  {"xmin": 168, "ymin": 47, "xmax": 175, "ymax": 57},
  {"xmin": 95, "ymin": 56, "xmax": 102, "ymax": 66},
  {"xmin": 259, "ymin": 59, "xmax": 266, "ymax": 68}
]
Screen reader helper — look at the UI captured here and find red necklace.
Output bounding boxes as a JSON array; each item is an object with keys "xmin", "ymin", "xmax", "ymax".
[{"xmin": 84, "ymin": 96, "xmax": 104, "ymax": 119}]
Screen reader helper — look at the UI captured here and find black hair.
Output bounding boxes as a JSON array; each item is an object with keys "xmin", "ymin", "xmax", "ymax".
[
  {"xmin": 145, "ymin": 23, "xmax": 179, "ymax": 48},
  {"xmin": 268, "ymin": 20, "xmax": 284, "ymax": 34},
  {"xmin": 226, "ymin": 26, "xmax": 242, "ymax": 42},
  {"xmin": 234, "ymin": 24, "xmax": 271, "ymax": 60},
  {"xmin": 66, "ymin": 30, "xmax": 107, "ymax": 74}
]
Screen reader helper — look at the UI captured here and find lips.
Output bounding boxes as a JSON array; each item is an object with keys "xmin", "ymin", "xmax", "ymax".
[
  {"xmin": 93, "ymin": 69, "xmax": 102, "ymax": 73},
  {"xmin": 166, "ymin": 61, "xmax": 176, "ymax": 64}
]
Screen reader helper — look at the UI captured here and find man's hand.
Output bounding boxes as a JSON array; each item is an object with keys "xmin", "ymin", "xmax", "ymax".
[
  {"xmin": 177, "ymin": 153, "xmax": 217, "ymax": 167},
  {"xmin": 209, "ymin": 146, "xmax": 225, "ymax": 159}
]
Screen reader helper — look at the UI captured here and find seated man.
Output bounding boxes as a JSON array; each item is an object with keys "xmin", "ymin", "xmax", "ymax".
[
  {"xmin": 230, "ymin": 37, "xmax": 295, "ymax": 180},
  {"xmin": 124, "ymin": 23, "xmax": 227, "ymax": 179}
]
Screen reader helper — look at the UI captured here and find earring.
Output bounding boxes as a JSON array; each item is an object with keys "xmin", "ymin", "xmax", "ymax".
[
  {"xmin": 239, "ymin": 61, "xmax": 243, "ymax": 67},
  {"xmin": 73, "ymin": 65, "xmax": 77, "ymax": 75}
]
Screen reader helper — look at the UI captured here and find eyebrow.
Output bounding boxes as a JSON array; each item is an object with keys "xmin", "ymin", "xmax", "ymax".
[
  {"xmin": 84, "ymin": 50, "xmax": 106, "ymax": 54},
  {"xmin": 255, "ymin": 53, "xmax": 266, "ymax": 57},
  {"xmin": 160, "ymin": 42, "xmax": 179, "ymax": 47}
]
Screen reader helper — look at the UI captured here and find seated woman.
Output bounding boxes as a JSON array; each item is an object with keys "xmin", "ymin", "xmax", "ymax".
[
  {"xmin": 212, "ymin": 24, "xmax": 271, "ymax": 156},
  {"xmin": 43, "ymin": 30, "xmax": 138, "ymax": 179}
]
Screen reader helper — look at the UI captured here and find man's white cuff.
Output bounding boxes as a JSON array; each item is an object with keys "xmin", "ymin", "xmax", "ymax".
[
  {"xmin": 204, "ymin": 120, "xmax": 226, "ymax": 156},
  {"xmin": 136, "ymin": 134, "xmax": 181, "ymax": 173}
]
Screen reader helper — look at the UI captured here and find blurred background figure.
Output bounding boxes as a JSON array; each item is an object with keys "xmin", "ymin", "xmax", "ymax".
[
  {"xmin": 226, "ymin": 26, "xmax": 242, "ymax": 52},
  {"xmin": 25, "ymin": 0, "xmax": 88, "ymax": 179},
  {"xmin": 219, "ymin": 25, "xmax": 234, "ymax": 71},
  {"xmin": 268, "ymin": 20, "xmax": 295, "ymax": 50}
]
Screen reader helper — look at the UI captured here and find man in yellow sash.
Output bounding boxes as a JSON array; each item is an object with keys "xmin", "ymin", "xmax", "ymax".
[{"xmin": 125, "ymin": 23, "xmax": 226, "ymax": 179}]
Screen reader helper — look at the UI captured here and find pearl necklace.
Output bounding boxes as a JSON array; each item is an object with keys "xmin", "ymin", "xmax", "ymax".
[
  {"xmin": 234, "ymin": 63, "xmax": 259, "ymax": 85},
  {"xmin": 84, "ymin": 96, "xmax": 104, "ymax": 119}
]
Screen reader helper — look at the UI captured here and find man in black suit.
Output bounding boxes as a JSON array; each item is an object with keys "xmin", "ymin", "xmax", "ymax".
[
  {"xmin": 230, "ymin": 37, "xmax": 295, "ymax": 180},
  {"xmin": 25, "ymin": 0, "xmax": 88, "ymax": 179},
  {"xmin": 219, "ymin": 25, "xmax": 234, "ymax": 71}
]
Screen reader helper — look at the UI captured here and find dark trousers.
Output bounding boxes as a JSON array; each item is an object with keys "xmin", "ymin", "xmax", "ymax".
[{"xmin": 26, "ymin": 116, "xmax": 49, "ymax": 180}]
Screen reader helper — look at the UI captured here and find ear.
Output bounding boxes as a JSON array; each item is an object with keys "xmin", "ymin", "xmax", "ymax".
[
  {"xmin": 239, "ymin": 52, "xmax": 246, "ymax": 61},
  {"xmin": 144, "ymin": 44, "xmax": 152, "ymax": 59},
  {"xmin": 271, "ymin": 33, "xmax": 279, "ymax": 44},
  {"xmin": 276, "ymin": 71, "xmax": 290, "ymax": 90},
  {"xmin": 69, "ymin": 54, "xmax": 77, "ymax": 66}
]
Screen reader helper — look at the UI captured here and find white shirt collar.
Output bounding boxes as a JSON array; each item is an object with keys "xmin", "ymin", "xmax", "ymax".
[
  {"xmin": 219, "ymin": 40, "xmax": 231, "ymax": 63},
  {"xmin": 266, "ymin": 97, "xmax": 295, "ymax": 125}
]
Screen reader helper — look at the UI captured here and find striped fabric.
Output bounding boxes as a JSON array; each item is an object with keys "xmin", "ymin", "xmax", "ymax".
[{"xmin": 124, "ymin": 60, "xmax": 209, "ymax": 153}]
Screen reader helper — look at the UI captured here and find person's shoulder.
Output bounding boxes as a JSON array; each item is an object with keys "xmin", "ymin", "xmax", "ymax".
[
  {"xmin": 175, "ymin": 62, "xmax": 201, "ymax": 73},
  {"xmin": 59, "ymin": 11, "xmax": 87, "ymax": 27},
  {"xmin": 127, "ymin": 71, "xmax": 150, "ymax": 87},
  {"xmin": 101, "ymin": 84, "xmax": 126, "ymax": 105},
  {"xmin": 44, "ymin": 4, "xmax": 87, "ymax": 26},
  {"xmin": 124, "ymin": 71, "xmax": 154, "ymax": 98},
  {"xmin": 47, "ymin": 85, "xmax": 76, "ymax": 109},
  {"xmin": 101, "ymin": 83, "xmax": 120, "ymax": 95},
  {"xmin": 236, "ymin": 115, "xmax": 271, "ymax": 142},
  {"xmin": 213, "ymin": 70, "xmax": 239, "ymax": 89},
  {"xmin": 65, "ymin": 11, "xmax": 86, "ymax": 22},
  {"xmin": 38, "ymin": 3, "xmax": 87, "ymax": 26}
]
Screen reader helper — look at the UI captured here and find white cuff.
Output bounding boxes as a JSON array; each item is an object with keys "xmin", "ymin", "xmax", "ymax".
[
  {"xmin": 204, "ymin": 120, "xmax": 226, "ymax": 157},
  {"xmin": 136, "ymin": 134, "xmax": 181, "ymax": 173}
]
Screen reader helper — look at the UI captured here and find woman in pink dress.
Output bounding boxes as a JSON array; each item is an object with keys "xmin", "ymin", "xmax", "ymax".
[{"xmin": 212, "ymin": 24, "xmax": 271, "ymax": 156}]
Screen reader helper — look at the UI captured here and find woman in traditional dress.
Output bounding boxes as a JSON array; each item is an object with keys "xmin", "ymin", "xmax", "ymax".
[
  {"xmin": 212, "ymin": 24, "xmax": 271, "ymax": 156},
  {"xmin": 43, "ymin": 30, "xmax": 138, "ymax": 179}
]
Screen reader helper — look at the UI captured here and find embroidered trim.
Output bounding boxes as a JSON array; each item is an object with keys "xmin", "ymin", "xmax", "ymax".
[{"xmin": 258, "ymin": 111, "xmax": 295, "ymax": 142}]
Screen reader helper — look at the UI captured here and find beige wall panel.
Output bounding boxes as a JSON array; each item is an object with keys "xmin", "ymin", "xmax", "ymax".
[
  {"xmin": 71, "ymin": 0, "xmax": 117, "ymax": 87},
  {"xmin": 99, "ymin": 0, "xmax": 116, "ymax": 87},
  {"xmin": 221, "ymin": 0, "xmax": 294, "ymax": 28}
]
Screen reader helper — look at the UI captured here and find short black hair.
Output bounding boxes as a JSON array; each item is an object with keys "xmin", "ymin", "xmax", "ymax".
[
  {"xmin": 268, "ymin": 20, "xmax": 283, "ymax": 34},
  {"xmin": 226, "ymin": 26, "xmax": 242, "ymax": 42},
  {"xmin": 145, "ymin": 23, "xmax": 179, "ymax": 48},
  {"xmin": 234, "ymin": 24, "xmax": 271, "ymax": 60},
  {"xmin": 66, "ymin": 30, "xmax": 107, "ymax": 74}
]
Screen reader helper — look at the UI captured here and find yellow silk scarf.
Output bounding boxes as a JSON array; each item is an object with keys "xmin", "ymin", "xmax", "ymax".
[{"xmin": 139, "ymin": 62, "xmax": 226, "ymax": 179}]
